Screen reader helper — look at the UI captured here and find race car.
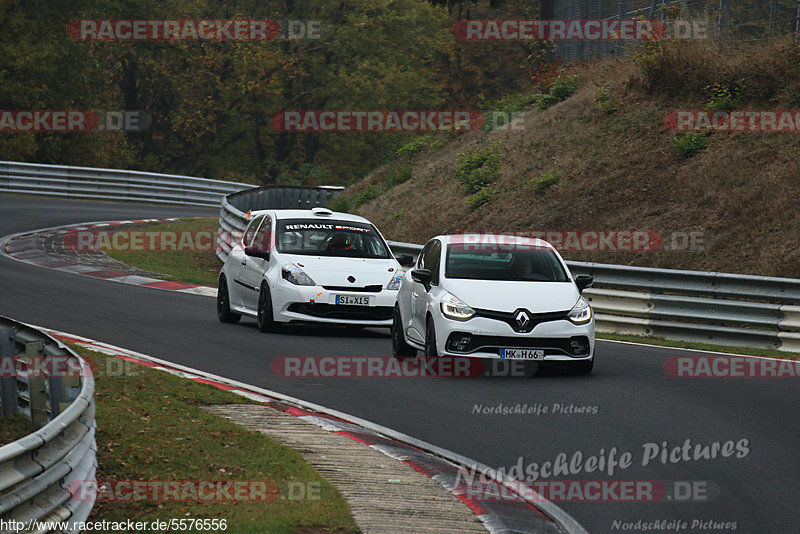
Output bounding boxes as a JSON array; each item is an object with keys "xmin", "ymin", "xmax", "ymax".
[{"xmin": 217, "ymin": 207, "xmax": 413, "ymax": 330}]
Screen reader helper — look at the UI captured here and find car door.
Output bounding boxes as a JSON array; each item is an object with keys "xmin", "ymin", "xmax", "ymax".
[
  {"xmin": 227, "ymin": 214, "xmax": 264, "ymax": 310},
  {"xmin": 406, "ymin": 242, "xmax": 430, "ymax": 343},
  {"xmin": 239, "ymin": 214, "xmax": 272, "ymax": 311},
  {"xmin": 409, "ymin": 239, "xmax": 442, "ymax": 342}
]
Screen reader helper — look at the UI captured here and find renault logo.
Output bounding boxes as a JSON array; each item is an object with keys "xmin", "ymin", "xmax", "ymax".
[{"xmin": 515, "ymin": 310, "xmax": 530, "ymax": 328}]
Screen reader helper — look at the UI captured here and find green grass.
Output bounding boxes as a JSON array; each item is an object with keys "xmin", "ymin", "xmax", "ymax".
[
  {"xmin": 670, "ymin": 132, "xmax": 708, "ymax": 157},
  {"xmin": 455, "ymin": 144, "xmax": 502, "ymax": 194},
  {"xmin": 70, "ymin": 344, "xmax": 359, "ymax": 533},
  {"xmin": 465, "ymin": 187, "xmax": 498, "ymax": 211},
  {"xmin": 328, "ymin": 196, "xmax": 351, "ymax": 213},
  {"xmin": 594, "ymin": 84, "xmax": 619, "ymax": 113},
  {"xmin": 531, "ymin": 171, "xmax": 559, "ymax": 192},
  {"xmin": 352, "ymin": 186, "xmax": 380, "ymax": 208},
  {"xmin": 395, "ymin": 134, "xmax": 435, "ymax": 158},
  {"xmin": 598, "ymin": 332, "xmax": 800, "ymax": 361},
  {"xmin": 104, "ymin": 218, "xmax": 222, "ymax": 286},
  {"xmin": 384, "ymin": 167, "xmax": 412, "ymax": 188},
  {"xmin": 0, "ymin": 414, "xmax": 32, "ymax": 444}
]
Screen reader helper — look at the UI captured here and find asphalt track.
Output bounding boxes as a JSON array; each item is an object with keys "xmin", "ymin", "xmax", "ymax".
[{"xmin": 1, "ymin": 195, "xmax": 798, "ymax": 533}]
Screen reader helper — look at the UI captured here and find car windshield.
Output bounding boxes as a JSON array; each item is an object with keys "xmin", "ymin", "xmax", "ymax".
[
  {"xmin": 276, "ymin": 219, "xmax": 392, "ymax": 258},
  {"xmin": 445, "ymin": 246, "xmax": 569, "ymax": 282}
]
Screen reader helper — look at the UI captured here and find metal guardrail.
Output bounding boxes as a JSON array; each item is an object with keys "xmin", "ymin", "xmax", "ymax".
[
  {"xmin": 216, "ymin": 185, "xmax": 343, "ymax": 262},
  {"xmin": 0, "ymin": 317, "xmax": 96, "ymax": 534},
  {"xmin": 0, "ymin": 161, "xmax": 253, "ymax": 207},
  {"xmin": 226, "ymin": 185, "xmax": 344, "ymax": 214}
]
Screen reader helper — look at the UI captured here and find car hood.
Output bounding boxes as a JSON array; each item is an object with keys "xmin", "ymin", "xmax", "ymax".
[
  {"xmin": 282, "ymin": 254, "xmax": 400, "ymax": 287},
  {"xmin": 443, "ymin": 279, "xmax": 580, "ymax": 313}
]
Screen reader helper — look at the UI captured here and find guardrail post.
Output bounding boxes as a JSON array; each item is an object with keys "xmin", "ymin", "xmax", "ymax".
[
  {"xmin": 48, "ymin": 374, "xmax": 64, "ymax": 420},
  {"xmin": 25, "ymin": 339, "xmax": 49, "ymax": 427},
  {"xmin": 0, "ymin": 327, "xmax": 16, "ymax": 417},
  {"xmin": 0, "ymin": 316, "xmax": 98, "ymax": 527}
]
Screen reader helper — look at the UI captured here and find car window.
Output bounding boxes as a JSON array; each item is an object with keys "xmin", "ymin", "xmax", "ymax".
[
  {"xmin": 251, "ymin": 215, "xmax": 272, "ymax": 252},
  {"xmin": 275, "ymin": 219, "xmax": 392, "ymax": 259},
  {"xmin": 445, "ymin": 247, "xmax": 569, "ymax": 282},
  {"xmin": 426, "ymin": 241, "xmax": 442, "ymax": 285},
  {"xmin": 242, "ymin": 214, "xmax": 266, "ymax": 247},
  {"xmin": 417, "ymin": 241, "xmax": 433, "ymax": 269}
]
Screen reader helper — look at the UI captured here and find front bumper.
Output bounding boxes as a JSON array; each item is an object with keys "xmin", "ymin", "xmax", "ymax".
[
  {"xmin": 433, "ymin": 314, "xmax": 595, "ymax": 361},
  {"xmin": 271, "ymin": 281, "xmax": 396, "ymax": 326}
]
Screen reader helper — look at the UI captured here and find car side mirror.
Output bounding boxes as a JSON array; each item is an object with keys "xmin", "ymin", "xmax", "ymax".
[
  {"xmin": 395, "ymin": 254, "xmax": 415, "ymax": 267},
  {"xmin": 411, "ymin": 268, "xmax": 432, "ymax": 291},
  {"xmin": 245, "ymin": 246, "xmax": 270, "ymax": 261},
  {"xmin": 574, "ymin": 274, "xmax": 593, "ymax": 293}
]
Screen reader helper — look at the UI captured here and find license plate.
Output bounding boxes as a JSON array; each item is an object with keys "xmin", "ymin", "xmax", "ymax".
[
  {"xmin": 500, "ymin": 348, "xmax": 545, "ymax": 360},
  {"xmin": 334, "ymin": 295, "xmax": 373, "ymax": 306}
]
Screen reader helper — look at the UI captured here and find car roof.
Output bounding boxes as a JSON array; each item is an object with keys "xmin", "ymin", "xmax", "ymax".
[
  {"xmin": 433, "ymin": 233, "xmax": 556, "ymax": 251},
  {"xmin": 246, "ymin": 209, "xmax": 373, "ymax": 225}
]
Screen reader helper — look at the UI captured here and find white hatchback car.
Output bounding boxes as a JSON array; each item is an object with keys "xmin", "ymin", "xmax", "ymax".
[
  {"xmin": 217, "ymin": 207, "xmax": 414, "ymax": 330},
  {"xmin": 392, "ymin": 234, "xmax": 595, "ymax": 374}
]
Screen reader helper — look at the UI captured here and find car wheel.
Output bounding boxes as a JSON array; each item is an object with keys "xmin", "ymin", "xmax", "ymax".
[
  {"xmin": 217, "ymin": 275, "xmax": 241, "ymax": 324},
  {"xmin": 257, "ymin": 282, "xmax": 276, "ymax": 332},
  {"xmin": 424, "ymin": 316, "xmax": 438, "ymax": 358},
  {"xmin": 570, "ymin": 358, "xmax": 594, "ymax": 375},
  {"xmin": 392, "ymin": 306, "xmax": 417, "ymax": 359}
]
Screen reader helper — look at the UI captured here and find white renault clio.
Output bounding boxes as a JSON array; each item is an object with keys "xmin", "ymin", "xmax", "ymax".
[
  {"xmin": 217, "ymin": 207, "xmax": 414, "ymax": 330},
  {"xmin": 392, "ymin": 234, "xmax": 595, "ymax": 374}
]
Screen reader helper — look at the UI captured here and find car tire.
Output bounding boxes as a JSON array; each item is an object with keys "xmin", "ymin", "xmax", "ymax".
[
  {"xmin": 217, "ymin": 275, "xmax": 241, "ymax": 324},
  {"xmin": 424, "ymin": 316, "xmax": 438, "ymax": 358},
  {"xmin": 392, "ymin": 306, "xmax": 417, "ymax": 359},
  {"xmin": 257, "ymin": 282, "xmax": 276, "ymax": 332},
  {"xmin": 570, "ymin": 358, "xmax": 594, "ymax": 375}
]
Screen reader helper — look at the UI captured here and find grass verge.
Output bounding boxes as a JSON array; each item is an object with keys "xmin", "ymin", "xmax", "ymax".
[
  {"xmin": 69, "ymin": 343, "xmax": 359, "ymax": 533},
  {"xmin": 597, "ymin": 332, "xmax": 800, "ymax": 361},
  {"xmin": 104, "ymin": 218, "xmax": 221, "ymax": 287}
]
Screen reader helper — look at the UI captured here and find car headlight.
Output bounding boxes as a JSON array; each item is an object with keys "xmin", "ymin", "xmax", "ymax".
[
  {"xmin": 281, "ymin": 263, "xmax": 316, "ymax": 286},
  {"xmin": 440, "ymin": 291, "xmax": 475, "ymax": 320},
  {"xmin": 568, "ymin": 297, "xmax": 592, "ymax": 324},
  {"xmin": 387, "ymin": 270, "xmax": 405, "ymax": 290}
]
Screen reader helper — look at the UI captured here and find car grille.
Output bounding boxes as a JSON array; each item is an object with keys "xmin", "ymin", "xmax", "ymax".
[
  {"xmin": 322, "ymin": 285, "xmax": 384, "ymax": 293},
  {"xmin": 473, "ymin": 308, "xmax": 570, "ymax": 333},
  {"xmin": 288, "ymin": 303, "xmax": 393, "ymax": 321},
  {"xmin": 445, "ymin": 333, "xmax": 590, "ymax": 357}
]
